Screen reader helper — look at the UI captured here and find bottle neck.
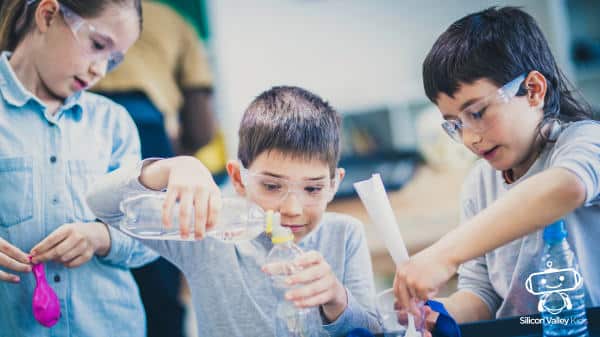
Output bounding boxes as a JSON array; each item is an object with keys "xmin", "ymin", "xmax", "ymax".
[
  {"xmin": 541, "ymin": 239, "xmax": 575, "ymax": 270},
  {"xmin": 273, "ymin": 239, "xmax": 295, "ymax": 248},
  {"xmin": 543, "ymin": 239, "xmax": 570, "ymax": 252},
  {"xmin": 543, "ymin": 220, "xmax": 567, "ymax": 244},
  {"xmin": 271, "ymin": 234, "xmax": 294, "ymax": 245}
]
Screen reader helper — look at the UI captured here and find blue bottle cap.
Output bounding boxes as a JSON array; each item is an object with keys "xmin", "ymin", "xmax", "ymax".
[{"xmin": 543, "ymin": 220, "xmax": 567, "ymax": 244}]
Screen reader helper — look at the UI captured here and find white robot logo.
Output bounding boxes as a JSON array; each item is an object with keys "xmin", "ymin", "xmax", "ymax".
[{"xmin": 525, "ymin": 261, "xmax": 583, "ymax": 315}]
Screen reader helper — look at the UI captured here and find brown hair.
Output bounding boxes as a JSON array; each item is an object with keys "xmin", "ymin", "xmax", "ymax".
[
  {"xmin": 0, "ymin": 0, "xmax": 142, "ymax": 52},
  {"xmin": 237, "ymin": 86, "xmax": 342, "ymax": 177}
]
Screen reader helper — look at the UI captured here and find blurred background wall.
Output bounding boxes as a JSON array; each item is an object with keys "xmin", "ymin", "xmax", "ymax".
[{"xmin": 204, "ymin": 0, "xmax": 599, "ymax": 157}]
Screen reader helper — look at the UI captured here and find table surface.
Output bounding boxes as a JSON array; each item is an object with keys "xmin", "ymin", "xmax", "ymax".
[
  {"xmin": 372, "ymin": 307, "xmax": 600, "ymax": 337},
  {"xmin": 458, "ymin": 306, "xmax": 600, "ymax": 337}
]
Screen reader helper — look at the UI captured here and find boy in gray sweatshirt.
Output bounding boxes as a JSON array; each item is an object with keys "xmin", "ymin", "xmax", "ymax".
[{"xmin": 87, "ymin": 86, "xmax": 382, "ymax": 337}]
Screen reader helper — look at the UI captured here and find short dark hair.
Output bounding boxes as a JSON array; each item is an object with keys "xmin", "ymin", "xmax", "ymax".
[
  {"xmin": 237, "ymin": 86, "xmax": 341, "ymax": 176},
  {"xmin": 423, "ymin": 6, "xmax": 591, "ymax": 125}
]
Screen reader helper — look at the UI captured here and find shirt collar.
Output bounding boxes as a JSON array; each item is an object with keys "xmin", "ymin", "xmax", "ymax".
[
  {"xmin": 0, "ymin": 51, "xmax": 35, "ymax": 108},
  {"xmin": 63, "ymin": 91, "xmax": 84, "ymax": 116},
  {"xmin": 0, "ymin": 51, "xmax": 83, "ymax": 118}
]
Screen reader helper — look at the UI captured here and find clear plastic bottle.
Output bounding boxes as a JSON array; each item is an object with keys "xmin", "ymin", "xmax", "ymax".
[
  {"xmin": 265, "ymin": 222, "xmax": 324, "ymax": 337},
  {"xmin": 529, "ymin": 220, "xmax": 588, "ymax": 337},
  {"xmin": 119, "ymin": 193, "xmax": 273, "ymax": 242}
]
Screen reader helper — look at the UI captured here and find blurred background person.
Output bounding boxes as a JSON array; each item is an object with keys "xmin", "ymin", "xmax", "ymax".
[{"xmin": 93, "ymin": 1, "xmax": 222, "ymax": 336}]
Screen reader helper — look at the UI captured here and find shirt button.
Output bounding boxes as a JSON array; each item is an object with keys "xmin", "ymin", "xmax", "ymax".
[
  {"xmin": 54, "ymin": 275, "xmax": 60, "ymax": 283},
  {"xmin": 52, "ymin": 196, "xmax": 59, "ymax": 205},
  {"xmin": 50, "ymin": 155, "xmax": 57, "ymax": 163}
]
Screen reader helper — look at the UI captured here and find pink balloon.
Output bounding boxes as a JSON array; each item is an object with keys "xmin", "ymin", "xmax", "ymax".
[{"xmin": 31, "ymin": 259, "xmax": 61, "ymax": 328}]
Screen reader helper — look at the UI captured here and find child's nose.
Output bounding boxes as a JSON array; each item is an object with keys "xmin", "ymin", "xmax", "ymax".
[
  {"xmin": 462, "ymin": 127, "xmax": 483, "ymax": 146},
  {"xmin": 89, "ymin": 59, "xmax": 108, "ymax": 78},
  {"xmin": 279, "ymin": 192, "xmax": 303, "ymax": 216}
]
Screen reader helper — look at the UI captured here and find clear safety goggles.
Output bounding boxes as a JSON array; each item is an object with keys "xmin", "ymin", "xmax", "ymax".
[
  {"xmin": 240, "ymin": 166, "xmax": 338, "ymax": 207},
  {"xmin": 59, "ymin": 3, "xmax": 124, "ymax": 72},
  {"xmin": 441, "ymin": 74, "xmax": 526, "ymax": 142}
]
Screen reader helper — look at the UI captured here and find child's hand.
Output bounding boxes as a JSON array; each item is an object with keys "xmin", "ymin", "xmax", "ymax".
[
  {"xmin": 30, "ymin": 222, "xmax": 111, "ymax": 268},
  {"xmin": 0, "ymin": 237, "xmax": 32, "ymax": 282},
  {"xmin": 281, "ymin": 251, "xmax": 348, "ymax": 322},
  {"xmin": 393, "ymin": 303, "xmax": 438, "ymax": 337},
  {"xmin": 140, "ymin": 156, "xmax": 221, "ymax": 240},
  {"xmin": 422, "ymin": 306, "xmax": 439, "ymax": 335},
  {"xmin": 393, "ymin": 248, "xmax": 457, "ymax": 311}
]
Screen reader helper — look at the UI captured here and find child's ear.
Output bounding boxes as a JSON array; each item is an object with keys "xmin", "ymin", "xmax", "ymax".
[
  {"xmin": 336, "ymin": 168, "xmax": 346, "ymax": 187},
  {"xmin": 525, "ymin": 71, "xmax": 547, "ymax": 109},
  {"xmin": 226, "ymin": 160, "xmax": 246, "ymax": 197},
  {"xmin": 328, "ymin": 168, "xmax": 345, "ymax": 202},
  {"xmin": 35, "ymin": 0, "xmax": 60, "ymax": 33}
]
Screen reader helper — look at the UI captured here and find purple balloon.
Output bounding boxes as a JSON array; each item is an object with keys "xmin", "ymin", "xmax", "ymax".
[{"xmin": 31, "ymin": 261, "xmax": 61, "ymax": 327}]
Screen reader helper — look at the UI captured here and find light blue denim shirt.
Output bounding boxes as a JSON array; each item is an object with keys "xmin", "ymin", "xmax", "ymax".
[{"xmin": 0, "ymin": 52, "xmax": 158, "ymax": 337}]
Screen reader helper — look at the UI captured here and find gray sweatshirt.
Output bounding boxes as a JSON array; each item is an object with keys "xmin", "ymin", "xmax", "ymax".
[
  {"xmin": 86, "ymin": 162, "xmax": 382, "ymax": 336},
  {"xmin": 457, "ymin": 120, "xmax": 600, "ymax": 318}
]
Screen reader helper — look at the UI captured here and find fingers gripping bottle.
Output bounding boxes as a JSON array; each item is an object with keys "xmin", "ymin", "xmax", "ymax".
[
  {"xmin": 525, "ymin": 220, "xmax": 588, "ymax": 337},
  {"xmin": 120, "ymin": 193, "xmax": 271, "ymax": 242},
  {"xmin": 266, "ymin": 218, "xmax": 324, "ymax": 337},
  {"xmin": 30, "ymin": 258, "xmax": 61, "ymax": 327}
]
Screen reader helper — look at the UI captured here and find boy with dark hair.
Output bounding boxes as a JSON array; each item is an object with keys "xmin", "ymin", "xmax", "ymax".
[
  {"xmin": 393, "ymin": 6, "xmax": 599, "ymax": 331},
  {"xmin": 87, "ymin": 86, "xmax": 382, "ymax": 337}
]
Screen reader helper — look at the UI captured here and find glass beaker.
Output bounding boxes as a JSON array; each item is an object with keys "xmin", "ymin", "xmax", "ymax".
[{"xmin": 376, "ymin": 288, "xmax": 426, "ymax": 337}]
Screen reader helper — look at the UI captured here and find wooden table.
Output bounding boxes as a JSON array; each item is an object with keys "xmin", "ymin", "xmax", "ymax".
[{"xmin": 327, "ymin": 165, "xmax": 470, "ymax": 277}]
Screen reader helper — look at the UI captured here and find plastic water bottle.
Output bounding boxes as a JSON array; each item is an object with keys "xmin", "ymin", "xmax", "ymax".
[
  {"xmin": 265, "ymin": 221, "xmax": 323, "ymax": 337},
  {"xmin": 527, "ymin": 220, "xmax": 588, "ymax": 337},
  {"xmin": 119, "ymin": 193, "xmax": 273, "ymax": 242}
]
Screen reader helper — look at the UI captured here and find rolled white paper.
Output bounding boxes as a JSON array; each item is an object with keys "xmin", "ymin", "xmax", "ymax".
[{"xmin": 353, "ymin": 174, "xmax": 409, "ymax": 265}]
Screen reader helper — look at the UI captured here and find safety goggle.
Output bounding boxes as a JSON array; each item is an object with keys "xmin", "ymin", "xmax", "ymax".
[
  {"xmin": 240, "ymin": 166, "xmax": 338, "ymax": 207},
  {"xmin": 441, "ymin": 74, "xmax": 526, "ymax": 142},
  {"xmin": 59, "ymin": 3, "xmax": 124, "ymax": 73}
]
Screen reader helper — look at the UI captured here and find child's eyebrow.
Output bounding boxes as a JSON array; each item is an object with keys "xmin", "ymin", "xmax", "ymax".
[
  {"xmin": 305, "ymin": 175, "xmax": 328, "ymax": 181},
  {"xmin": 260, "ymin": 171, "xmax": 286, "ymax": 178},
  {"xmin": 259, "ymin": 171, "xmax": 328, "ymax": 181},
  {"xmin": 459, "ymin": 97, "xmax": 482, "ymax": 111},
  {"xmin": 96, "ymin": 33, "xmax": 116, "ymax": 47},
  {"xmin": 440, "ymin": 96, "xmax": 484, "ymax": 119}
]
